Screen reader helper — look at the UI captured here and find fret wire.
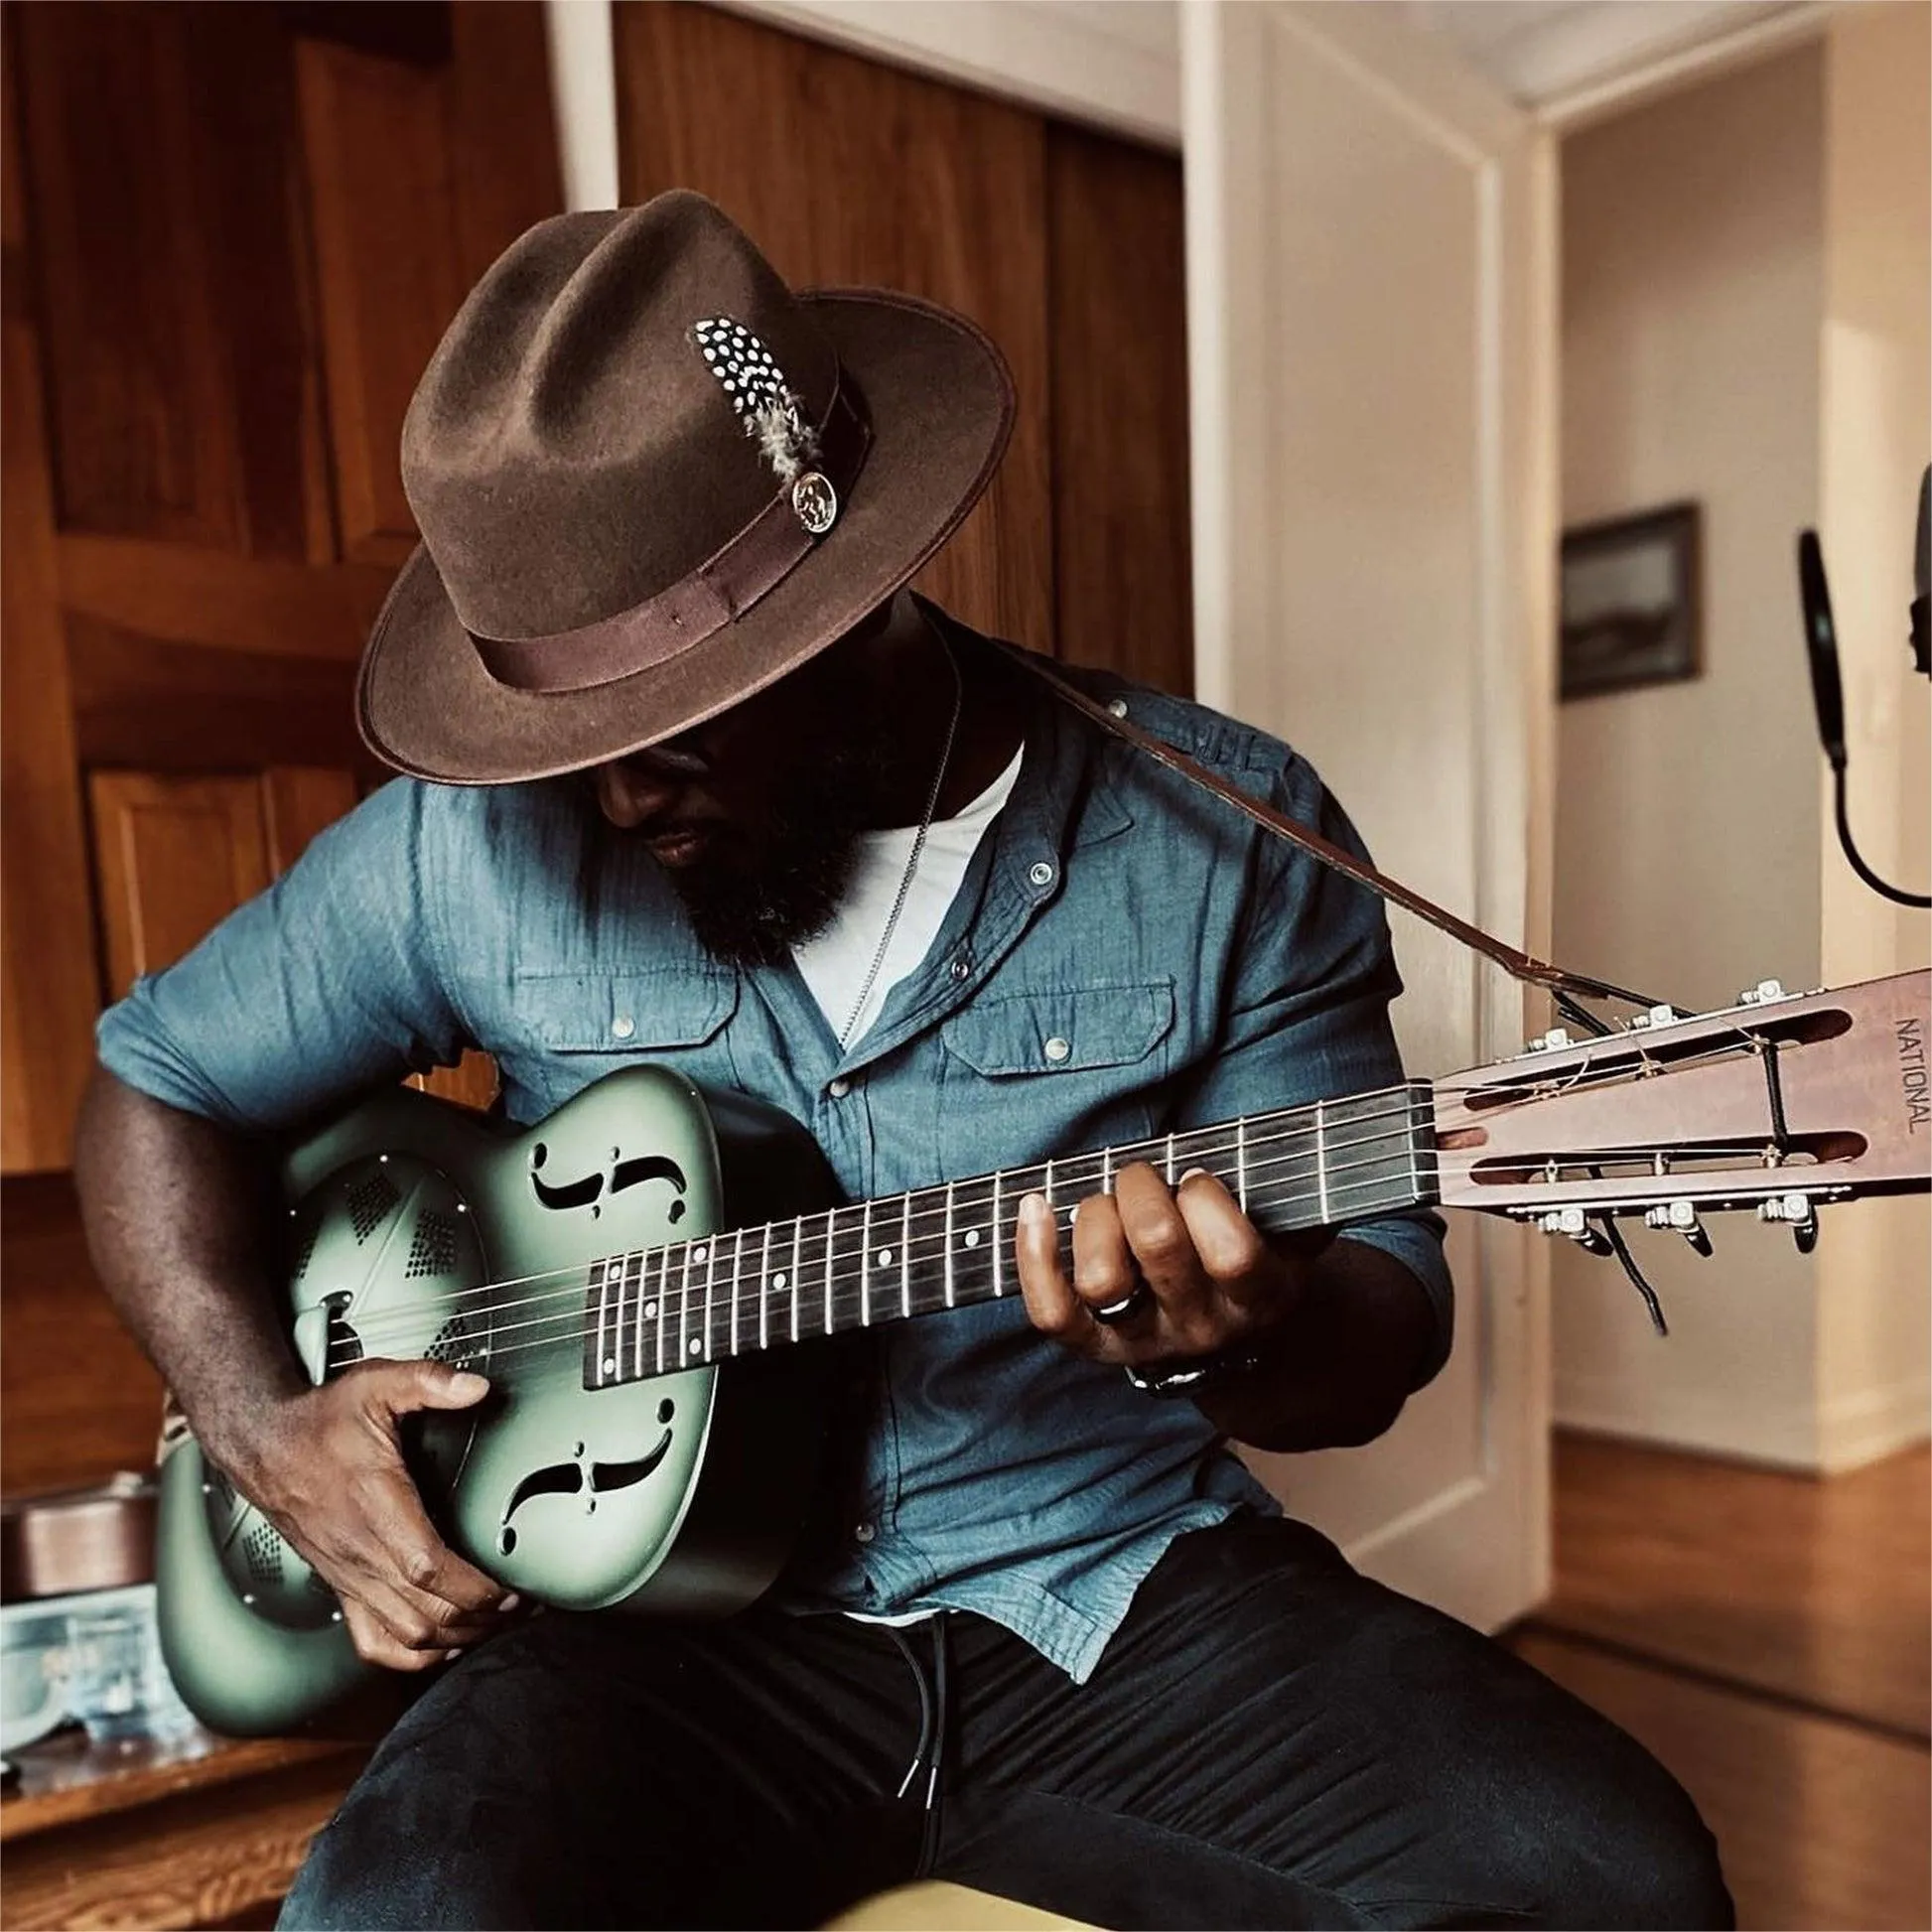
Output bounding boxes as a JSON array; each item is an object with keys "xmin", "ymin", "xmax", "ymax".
[
  {"xmin": 1236, "ymin": 1118, "xmax": 1248, "ymax": 1211},
  {"xmin": 627, "ymin": 1251, "xmax": 643, "ymax": 1385},
  {"xmin": 701, "ymin": 1236, "xmax": 714, "ymax": 1362},
  {"xmin": 789, "ymin": 1217, "xmax": 802, "ymax": 1343},
  {"xmin": 1314, "ymin": 1100, "xmax": 1329, "ymax": 1221},
  {"xmin": 758, "ymin": 1223, "xmax": 770, "ymax": 1353},
  {"xmin": 652, "ymin": 1247, "xmax": 665, "ymax": 1376},
  {"xmin": 992, "ymin": 1171, "xmax": 1004, "ymax": 1297},
  {"xmin": 860, "ymin": 1198, "xmax": 873, "ymax": 1327},
  {"xmin": 944, "ymin": 1182, "xmax": 956, "ymax": 1310},
  {"xmin": 677, "ymin": 1239, "xmax": 689, "ymax": 1366},
  {"xmin": 1165, "ymin": 1132, "xmax": 1174, "ymax": 1184},
  {"xmin": 899, "ymin": 1193, "xmax": 912, "ymax": 1320},
  {"xmin": 731, "ymin": 1226, "xmax": 745, "ymax": 1356},
  {"xmin": 822, "ymin": 1207, "xmax": 835, "ymax": 1336}
]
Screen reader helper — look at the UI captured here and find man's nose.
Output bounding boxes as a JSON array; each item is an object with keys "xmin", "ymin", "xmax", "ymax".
[{"xmin": 594, "ymin": 759, "xmax": 683, "ymax": 829}]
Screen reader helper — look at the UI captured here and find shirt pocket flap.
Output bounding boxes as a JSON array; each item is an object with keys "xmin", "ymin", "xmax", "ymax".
[
  {"xmin": 941, "ymin": 982, "xmax": 1174, "ymax": 1078},
  {"xmin": 517, "ymin": 970, "xmax": 739, "ymax": 1052}
]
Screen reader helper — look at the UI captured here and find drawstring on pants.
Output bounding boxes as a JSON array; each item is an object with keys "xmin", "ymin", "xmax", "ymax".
[{"xmin": 887, "ymin": 1614, "xmax": 951, "ymax": 1875}]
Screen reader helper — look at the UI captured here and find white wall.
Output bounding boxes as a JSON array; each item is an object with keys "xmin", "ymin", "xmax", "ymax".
[
  {"xmin": 1813, "ymin": 0, "xmax": 1931, "ymax": 1471},
  {"xmin": 1553, "ymin": 45, "xmax": 1829, "ymax": 1464}
]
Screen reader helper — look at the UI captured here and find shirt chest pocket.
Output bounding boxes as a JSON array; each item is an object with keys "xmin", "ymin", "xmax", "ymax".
[
  {"xmin": 936, "ymin": 981, "xmax": 1175, "ymax": 1172},
  {"xmin": 503, "ymin": 969, "xmax": 740, "ymax": 1115}
]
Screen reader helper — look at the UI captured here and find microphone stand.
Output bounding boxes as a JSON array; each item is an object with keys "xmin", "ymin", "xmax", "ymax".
[{"xmin": 1796, "ymin": 464, "xmax": 1931, "ymax": 911}]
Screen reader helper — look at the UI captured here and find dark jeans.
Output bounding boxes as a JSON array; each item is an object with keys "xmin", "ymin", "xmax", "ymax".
[{"xmin": 279, "ymin": 1516, "xmax": 1733, "ymax": 1930}]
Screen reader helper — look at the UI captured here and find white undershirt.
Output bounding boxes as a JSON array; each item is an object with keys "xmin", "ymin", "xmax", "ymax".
[{"xmin": 792, "ymin": 745, "xmax": 1025, "ymax": 1052}]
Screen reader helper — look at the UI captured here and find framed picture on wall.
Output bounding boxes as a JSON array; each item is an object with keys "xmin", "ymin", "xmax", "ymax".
[{"xmin": 1559, "ymin": 502, "xmax": 1702, "ymax": 700}]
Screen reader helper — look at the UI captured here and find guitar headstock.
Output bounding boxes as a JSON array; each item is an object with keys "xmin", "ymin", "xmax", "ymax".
[{"xmin": 1434, "ymin": 969, "xmax": 1930, "ymax": 1246}]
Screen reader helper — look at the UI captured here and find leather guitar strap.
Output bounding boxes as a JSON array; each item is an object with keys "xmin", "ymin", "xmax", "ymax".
[{"xmin": 1007, "ymin": 648, "xmax": 1652, "ymax": 1012}]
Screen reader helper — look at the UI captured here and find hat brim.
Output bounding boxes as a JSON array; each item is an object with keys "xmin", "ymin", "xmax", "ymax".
[{"xmin": 355, "ymin": 290, "xmax": 1016, "ymax": 785}]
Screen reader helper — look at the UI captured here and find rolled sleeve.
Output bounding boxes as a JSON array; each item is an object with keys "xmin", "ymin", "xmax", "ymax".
[
  {"xmin": 1174, "ymin": 752, "xmax": 1453, "ymax": 1392},
  {"xmin": 95, "ymin": 778, "xmax": 468, "ymax": 1135}
]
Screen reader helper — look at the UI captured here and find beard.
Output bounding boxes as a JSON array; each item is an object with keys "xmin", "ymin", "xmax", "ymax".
[
  {"xmin": 659, "ymin": 650, "xmax": 907, "ymax": 969},
  {"xmin": 665, "ymin": 728, "xmax": 880, "ymax": 968}
]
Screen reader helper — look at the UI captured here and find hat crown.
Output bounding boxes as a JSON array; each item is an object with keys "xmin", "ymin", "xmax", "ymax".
[{"xmin": 401, "ymin": 192, "xmax": 838, "ymax": 641}]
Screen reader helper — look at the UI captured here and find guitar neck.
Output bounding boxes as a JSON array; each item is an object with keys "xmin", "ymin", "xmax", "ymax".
[{"xmin": 584, "ymin": 1082, "xmax": 1438, "ymax": 1390}]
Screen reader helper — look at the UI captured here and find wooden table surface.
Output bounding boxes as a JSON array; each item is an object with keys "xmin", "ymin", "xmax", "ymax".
[{"xmin": 1, "ymin": 1725, "xmax": 365, "ymax": 1930}]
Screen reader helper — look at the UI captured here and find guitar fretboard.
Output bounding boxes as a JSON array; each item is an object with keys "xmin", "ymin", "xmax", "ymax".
[{"xmin": 582, "ymin": 1083, "xmax": 1437, "ymax": 1390}]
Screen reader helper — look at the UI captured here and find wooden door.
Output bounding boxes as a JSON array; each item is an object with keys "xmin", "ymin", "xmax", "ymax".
[
  {"xmin": 612, "ymin": 1, "xmax": 1194, "ymax": 695},
  {"xmin": 1182, "ymin": 0, "xmax": 1558, "ymax": 1631},
  {"xmin": 0, "ymin": 1, "xmax": 558, "ymax": 1172}
]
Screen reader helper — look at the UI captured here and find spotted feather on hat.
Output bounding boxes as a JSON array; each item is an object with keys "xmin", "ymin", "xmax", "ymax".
[{"xmin": 691, "ymin": 317, "xmax": 820, "ymax": 484}]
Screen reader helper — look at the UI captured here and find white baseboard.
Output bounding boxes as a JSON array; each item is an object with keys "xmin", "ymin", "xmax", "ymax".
[
  {"xmin": 1555, "ymin": 1373, "xmax": 1821, "ymax": 1469},
  {"xmin": 1556, "ymin": 1371, "xmax": 1931, "ymax": 1472},
  {"xmin": 1816, "ymin": 1377, "xmax": 1932, "ymax": 1474}
]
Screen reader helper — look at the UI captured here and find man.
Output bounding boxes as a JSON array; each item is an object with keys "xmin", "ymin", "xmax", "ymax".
[{"xmin": 75, "ymin": 194, "xmax": 1730, "ymax": 1929}]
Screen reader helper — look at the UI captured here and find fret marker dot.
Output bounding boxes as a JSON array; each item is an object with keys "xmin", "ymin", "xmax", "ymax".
[
  {"xmin": 877, "ymin": 1248, "xmax": 893, "ymax": 1267},
  {"xmin": 771, "ymin": 1272, "xmax": 787, "ymax": 1291},
  {"xmin": 687, "ymin": 1338, "xmax": 702, "ymax": 1357},
  {"xmin": 644, "ymin": 1302, "xmax": 657, "ymax": 1318},
  {"xmin": 963, "ymin": 1229, "xmax": 981, "ymax": 1248},
  {"xmin": 601, "ymin": 1356, "xmax": 616, "ymax": 1375},
  {"xmin": 692, "ymin": 1245, "xmax": 709, "ymax": 1264}
]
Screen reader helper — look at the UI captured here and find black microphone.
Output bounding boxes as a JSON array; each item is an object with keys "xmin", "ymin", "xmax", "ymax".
[
  {"xmin": 1797, "ymin": 528, "xmax": 1847, "ymax": 769},
  {"xmin": 1797, "ymin": 489, "xmax": 1931, "ymax": 909}
]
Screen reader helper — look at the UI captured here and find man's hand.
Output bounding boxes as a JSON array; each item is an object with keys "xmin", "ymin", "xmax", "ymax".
[
  {"xmin": 223, "ymin": 1360, "xmax": 518, "ymax": 1672},
  {"xmin": 1014, "ymin": 1163, "xmax": 1318, "ymax": 1370}
]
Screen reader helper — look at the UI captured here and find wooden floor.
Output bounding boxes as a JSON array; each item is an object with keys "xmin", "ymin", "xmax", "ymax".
[{"xmin": 1508, "ymin": 1434, "xmax": 1931, "ymax": 1932}]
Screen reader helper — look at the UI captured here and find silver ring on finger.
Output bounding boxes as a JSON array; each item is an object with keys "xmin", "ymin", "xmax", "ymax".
[{"xmin": 1089, "ymin": 1281, "xmax": 1154, "ymax": 1327}]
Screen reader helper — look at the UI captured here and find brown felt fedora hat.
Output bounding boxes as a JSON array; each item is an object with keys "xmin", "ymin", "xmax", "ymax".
[{"xmin": 357, "ymin": 191, "xmax": 1015, "ymax": 784}]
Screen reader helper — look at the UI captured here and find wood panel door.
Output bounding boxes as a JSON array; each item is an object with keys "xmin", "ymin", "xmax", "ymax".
[
  {"xmin": 0, "ymin": 1, "xmax": 558, "ymax": 1172},
  {"xmin": 614, "ymin": 0, "xmax": 1054, "ymax": 656},
  {"xmin": 1183, "ymin": 0, "xmax": 1557, "ymax": 1633}
]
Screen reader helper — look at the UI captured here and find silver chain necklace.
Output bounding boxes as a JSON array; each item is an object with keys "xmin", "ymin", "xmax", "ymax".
[{"xmin": 834, "ymin": 638, "xmax": 965, "ymax": 1052}]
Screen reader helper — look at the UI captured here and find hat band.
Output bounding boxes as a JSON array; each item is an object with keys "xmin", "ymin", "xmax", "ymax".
[{"xmin": 469, "ymin": 374, "xmax": 872, "ymax": 695}]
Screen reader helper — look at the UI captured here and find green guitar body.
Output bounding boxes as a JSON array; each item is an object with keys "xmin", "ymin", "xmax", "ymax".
[{"xmin": 155, "ymin": 1069, "xmax": 839, "ymax": 1737}]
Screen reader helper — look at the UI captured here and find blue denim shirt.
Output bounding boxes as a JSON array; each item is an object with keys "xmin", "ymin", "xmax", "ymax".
[{"xmin": 97, "ymin": 629, "xmax": 1451, "ymax": 1683}]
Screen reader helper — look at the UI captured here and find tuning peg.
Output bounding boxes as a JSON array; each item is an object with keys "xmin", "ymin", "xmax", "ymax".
[
  {"xmin": 1525, "ymin": 1027, "xmax": 1573, "ymax": 1054},
  {"xmin": 1533, "ymin": 1206, "xmax": 1614, "ymax": 1254},
  {"xmin": 1645, "ymin": 1198, "xmax": 1712, "ymax": 1255},
  {"xmin": 1737, "ymin": 978, "xmax": 1788, "ymax": 1007},
  {"xmin": 1625, "ymin": 1003, "xmax": 1686, "ymax": 1033},
  {"xmin": 1759, "ymin": 1191, "xmax": 1819, "ymax": 1254}
]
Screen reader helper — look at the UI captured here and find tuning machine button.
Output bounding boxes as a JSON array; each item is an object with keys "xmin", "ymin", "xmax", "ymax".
[
  {"xmin": 1644, "ymin": 1199, "xmax": 1713, "ymax": 1256},
  {"xmin": 1737, "ymin": 979, "xmax": 1788, "ymax": 1007},
  {"xmin": 1526, "ymin": 1028, "xmax": 1573, "ymax": 1054},
  {"xmin": 1626, "ymin": 1004, "xmax": 1683, "ymax": 1032},
  {"xmin": 1758, "ymin": 1191, "xmax": 1820, "ymax": 1254}
]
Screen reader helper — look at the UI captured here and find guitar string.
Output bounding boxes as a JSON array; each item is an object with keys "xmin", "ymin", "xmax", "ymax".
[
  {"xmin": 322, "ymin": 1121, "xmax": 1427, "ymax": 1364},
  {"xmin": 310, "ymin": 1018, "xmax": 1791, "ymax": 1340},
  {"xmin": 327, "ymin": 1164, "xmax": 1429, "ymax": 1379},
  {"xmin": 324, "ymin": 1127, "xmax": 1790, "ymax": 1370},
  {"xmin": 317, "ymin": 1027, "xmax": 1793, "ymax": 1360},
  {"xmin": 336, "ymin": 1117, "xmax": 1795, "ymax": 1388},
  {"xmin": 316, "ymin": 1099, "xmax": 1429, "ymax": 1343}
]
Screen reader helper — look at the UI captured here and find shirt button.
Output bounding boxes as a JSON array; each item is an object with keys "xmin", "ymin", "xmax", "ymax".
[
  {"xmin": 950, "ymin": 954, "xmax": 971, "ymax": 982},
  {"xmin": 828, "ymin": 1077, "xmax": 851, "ymax": 1099},
  {"xmin": 1043, "ymin": 1035, "xmax": 1071, "ymax": 1064},
  {"xmin": 1029, "ymin": 861, "xmax": 1055, "ymax": 890},
  {"xmin": 1108, "ymin": 698, "xmax": 1129, "ymax": 718},
  {"xmin": 611, "ymin": 1014, "xmax": 635, "ymax": 1039},
  {"xmin": 854, "ymin": 1522, "xmax": 876, "ymax": 1544}
]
